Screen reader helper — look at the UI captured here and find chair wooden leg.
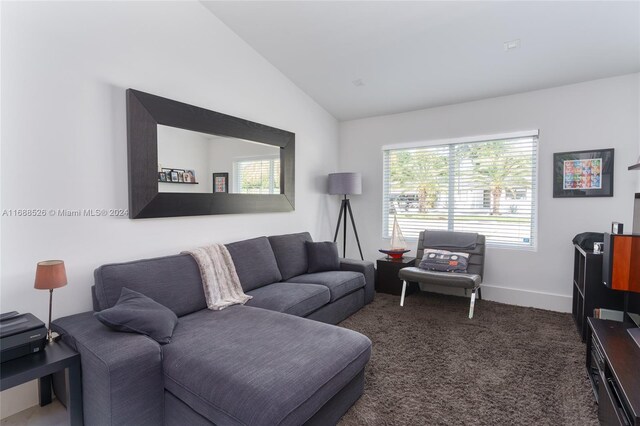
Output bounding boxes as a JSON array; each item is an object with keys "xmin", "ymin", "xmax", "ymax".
[
  {"xmin": 477, "ymin": 287, "xmax": 482, "ymax": 300},
  {"xmin": 400, "ymin": 280, "xmax": 407, "ymax": 306},
  {"xmin": 469, "ymin": 289, "xmax": 477, "ymax": 319}
]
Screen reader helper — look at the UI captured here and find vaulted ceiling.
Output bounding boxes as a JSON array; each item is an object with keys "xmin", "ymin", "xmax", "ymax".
[{"xmin": 203, "ymin": 1, "xmax": 640, "ymax": 121}]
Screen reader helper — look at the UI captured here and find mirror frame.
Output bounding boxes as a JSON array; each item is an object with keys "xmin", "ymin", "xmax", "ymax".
[{"xmin": 126, "ymin": 89, "xmax": 295, "ymax": 219}]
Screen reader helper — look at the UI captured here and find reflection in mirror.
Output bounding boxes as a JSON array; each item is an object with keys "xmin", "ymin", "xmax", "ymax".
[{"xmin": 157, "ymin": 125, "xmax": 281, "ymax": 194}]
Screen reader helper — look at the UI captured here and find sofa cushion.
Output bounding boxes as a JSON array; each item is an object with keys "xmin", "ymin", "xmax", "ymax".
[
  {"xmin": 268, "ymin": 232, "xmax": 313, "ymax": 280},
  {"xmin": 94, "ymin": 254, "xmax": 206, "ymax": 317},
  {"xmin": 163, "ymin": 306, "xmax": 371, "ymax": 426},
  {"xmin": 418, "ymin": 249, "xmax": 470, "ymax": 273},
  {"xmin": 287, "ymin": 271, "xmax": 365, "ymax": 302},
  {"xmin": 226, "ymin": 236, "xmax": 282, "ymax": 292},
  {"xmin": 306, "ymin": 241, "xmax": 340, "ymax": 273},
  {"xmin": 245, "ymin": 282, "xmax": 330, "ymax": 317},
  {"xmin": 94, "ymin": 288, "xmax": 178, "ymax": 344}
]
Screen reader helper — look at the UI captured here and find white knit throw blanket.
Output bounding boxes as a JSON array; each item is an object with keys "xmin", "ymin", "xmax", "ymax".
[{"xmin": 184, "ymin": 244, "xmax": 252, "ymax": 311}]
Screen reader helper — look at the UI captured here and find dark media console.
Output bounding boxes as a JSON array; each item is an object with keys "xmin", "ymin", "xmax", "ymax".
[
  {"xmin": 581, "ymin": 193, "xmax": 640, "ymax": 425},
  {"xmin": 587, "ymin": 318, "xmax": 640, "ymax": 425}
]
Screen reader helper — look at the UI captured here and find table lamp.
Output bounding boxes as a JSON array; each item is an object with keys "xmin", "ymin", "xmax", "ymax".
[
  {"xmin": 328, "ymin": 172, "xmax": 363, "ymax": 260},
  {"xmin": 34, "ymin": 260, "xmax": 67, "ymax": 342}
]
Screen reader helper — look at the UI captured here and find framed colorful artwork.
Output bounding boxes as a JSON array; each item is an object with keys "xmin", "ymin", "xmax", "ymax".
[
  {"xmin": 553, "ymin": 148, "xmax": 614, "ymax": 198},
  {"xmin": 213, "ymin": 173, "xmax": 229, "ymax": 193}
]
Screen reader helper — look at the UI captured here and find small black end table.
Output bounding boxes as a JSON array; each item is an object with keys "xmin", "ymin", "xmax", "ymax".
[
  {"xmin": 0, "ymin": 340, "xmax": 83, "ymax": 425},
  {"xmin": 376, "ymin": 257, "xmax": 418, "ymax": 296}
]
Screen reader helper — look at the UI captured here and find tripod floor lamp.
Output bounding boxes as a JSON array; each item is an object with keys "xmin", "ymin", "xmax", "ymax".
[{"xmin": 329, "ymin": 172, "xmax": 364, "ymax": 260}]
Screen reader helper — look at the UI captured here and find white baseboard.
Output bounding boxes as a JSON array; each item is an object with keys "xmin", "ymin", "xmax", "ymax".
[
  {"xmin": 481, "ymin": 284, "xmax": 572, "ymax": 313},
  {"xmin": 417, "ymin": 283, "xmax": 572, "ymax": 313}
]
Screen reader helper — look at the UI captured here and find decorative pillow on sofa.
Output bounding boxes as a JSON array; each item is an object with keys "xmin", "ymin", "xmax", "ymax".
[
  {"xmin": 418, "ymin": 249, "xmax": 469, "ymax": 273},
  {"xmin": 306, "ymin": 241, "xmax": 340, "ymax": 273},
  {"xmin": 95, "ymin": 287, "xmax": 178, "ymax": 344}
]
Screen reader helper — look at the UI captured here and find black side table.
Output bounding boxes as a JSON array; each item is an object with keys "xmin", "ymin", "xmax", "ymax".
[
  {"xmin": 376, "ymin": 257, "xmax": 418, "ymax": 295},
  {"xmin": 0, "ymin": 340, "xmax": 82, "ymax": 425}
]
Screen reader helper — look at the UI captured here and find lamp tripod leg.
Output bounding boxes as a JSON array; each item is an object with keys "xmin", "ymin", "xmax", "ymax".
[
  {"xmin": 333, "ymin": 200, "xmax": 346, "ymax": 243},
  {"xmin": 346, "ymin": 200, "xmax": 364, "ymax": 260},
  {"xmin": 343, "ymin": 197, "xmax": 348, "ymax": 258}
]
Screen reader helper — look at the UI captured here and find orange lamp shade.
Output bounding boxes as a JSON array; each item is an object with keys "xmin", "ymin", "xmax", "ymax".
[{"xmin": 34, "ymin": 260, "xmax": 68, "ymax": 290}]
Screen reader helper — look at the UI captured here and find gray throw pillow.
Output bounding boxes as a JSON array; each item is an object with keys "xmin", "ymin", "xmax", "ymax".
[
  {"xmin": 418, "ymin": 249, "xmax": 469, "ymax": 273},
  {"xmin": 95, "ymin": 287, "xmax": 178, "ymax": 344},
  {"xmin": 306, "ymin": 241, "xmax": 340, "ymax": 273}
]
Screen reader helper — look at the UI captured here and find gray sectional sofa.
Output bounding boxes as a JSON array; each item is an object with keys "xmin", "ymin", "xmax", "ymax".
[{"xmin": 53, "ymin": 232, "xmax": 375, "ymax": 426}]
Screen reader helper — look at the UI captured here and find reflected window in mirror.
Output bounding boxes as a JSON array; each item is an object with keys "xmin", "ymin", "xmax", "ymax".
[{"xmin": 233, "ymin": 156, "xmax": 280, "ymax": 194}]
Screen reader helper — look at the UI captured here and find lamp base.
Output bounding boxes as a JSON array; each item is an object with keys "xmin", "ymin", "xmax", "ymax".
[
  {"xmin": 333, "ymin": 197, "xmax": 364, "ymax": 260},
  {"xmin": 47, "ymin": 329, "xmax": 61, "ymax": 343}
]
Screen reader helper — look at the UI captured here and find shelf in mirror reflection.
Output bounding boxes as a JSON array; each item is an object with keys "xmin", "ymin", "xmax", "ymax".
[{"xmin": 158, "ymin": 181, "xmax": 199, "ymax": 184}]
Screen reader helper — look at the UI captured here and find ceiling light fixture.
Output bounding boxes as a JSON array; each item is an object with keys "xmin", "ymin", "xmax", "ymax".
[{"xmin": 503, "ymin": 39, "xmax": 520, "ymax": 51}]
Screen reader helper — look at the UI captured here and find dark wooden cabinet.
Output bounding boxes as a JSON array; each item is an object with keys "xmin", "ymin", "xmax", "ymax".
[
  {"xmin": 586, "ymin": 318, "xmax": 640, "ymax": 425},
  {"xmin": 572, "ymin": 245, "xmax": 624, "ymax": 342},
  {"xmin": 376, "ymin": 257, "xmax": 417, "ymax": 295}
]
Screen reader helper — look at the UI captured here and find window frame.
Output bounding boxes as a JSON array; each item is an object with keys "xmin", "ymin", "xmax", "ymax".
[
  {"xmin": 232, "ymin": 155, "xmax": 281, "ymax": 195},
  {"xmin": 381, "ymin": 130, "xmax": 539, "ymax": 251}
]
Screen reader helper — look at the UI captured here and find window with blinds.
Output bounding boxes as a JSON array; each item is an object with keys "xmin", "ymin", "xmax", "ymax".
[
  {"xmin": 382, "ymin": 133, "xmax": 538, "ymax": 249},
  {"xmin": 233, "ymin": 156, "xmax": 280, "ymax": 194}
]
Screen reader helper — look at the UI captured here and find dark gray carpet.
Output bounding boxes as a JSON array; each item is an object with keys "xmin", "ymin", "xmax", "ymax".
[{"xmin": 338, "ymin": 292, "xmax": 598, "ymax": 426}]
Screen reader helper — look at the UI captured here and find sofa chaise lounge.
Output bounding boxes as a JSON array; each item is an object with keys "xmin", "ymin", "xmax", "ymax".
[{"xmin": 53, "ymin": 232, "xmax": 375, "ymax": 425}]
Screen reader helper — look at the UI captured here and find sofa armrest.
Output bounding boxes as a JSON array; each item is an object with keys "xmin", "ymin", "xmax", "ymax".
[
  {"xmin": 340, "ymin": 258, "xmax": 375, "ymax": 304},
  {"xmin": 52, "ymin": 312, "xmax": 164, "ymax": 426}
]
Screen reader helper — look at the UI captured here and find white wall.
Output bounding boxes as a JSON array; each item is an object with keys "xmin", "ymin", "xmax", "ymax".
[
  {"xmin": 158, "ymin": 125, "xmax": 211, "ymax": 193},
  {"xmin": 0, "ymin": 1, "xmax": 339, "ymax": 417},
  {"xmin": 339, "ymin": 73, "xmax": 640, "ymax": 311}
]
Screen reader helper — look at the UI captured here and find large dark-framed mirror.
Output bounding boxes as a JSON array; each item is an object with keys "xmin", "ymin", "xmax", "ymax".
[{"xmin": 126, "ymin": 89, "xmax": 295, "ymax": 219}]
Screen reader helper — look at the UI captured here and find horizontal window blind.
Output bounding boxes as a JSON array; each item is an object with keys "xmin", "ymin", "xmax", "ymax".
[
  {"xmin": 233, "ymin": 156, "xmax": 280, "ymax": 194},
  {"xmin": 382, "ymin": 134, "xmax": 538, "ymax": 249}
]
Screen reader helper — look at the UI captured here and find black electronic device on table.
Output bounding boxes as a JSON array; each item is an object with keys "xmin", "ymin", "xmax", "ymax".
[{"xmin": 0, "ymin": 311, "xmax": 47, "ymax": 363}]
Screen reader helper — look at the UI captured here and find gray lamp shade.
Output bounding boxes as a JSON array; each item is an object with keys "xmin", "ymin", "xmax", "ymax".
[{"xmin": 328, "ymin": 172, "xmax": 362, "ymax": 195}]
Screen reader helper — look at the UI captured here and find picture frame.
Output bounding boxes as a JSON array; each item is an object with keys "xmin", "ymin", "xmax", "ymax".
[
  {"xmin": 158, "ymin": 172, "xmax": 167, "ymax": 182},
  {"xmin": 213, "ymin": 172, "xmax": 229, "ymax": 193},
  {"xmin": 553, "ymin": 148, "xmax": 614, "ymax": 198},
  {"xmin": 161, "ymin": 168, "xmax": 196, "ymax": 184}
]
